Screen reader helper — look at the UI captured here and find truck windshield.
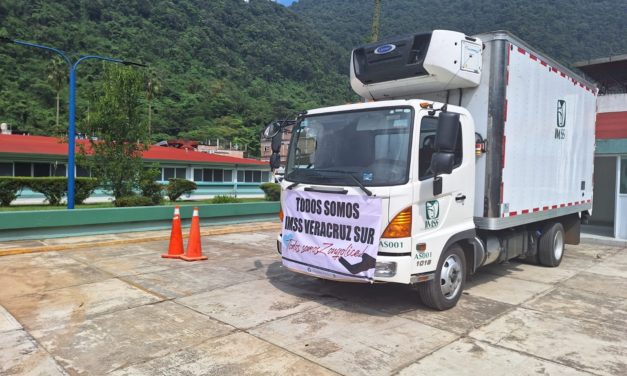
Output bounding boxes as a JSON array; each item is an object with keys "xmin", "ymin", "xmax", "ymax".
[{"xmin": 286, "ymin": 107, "xmax": 413, "ymax": 186}]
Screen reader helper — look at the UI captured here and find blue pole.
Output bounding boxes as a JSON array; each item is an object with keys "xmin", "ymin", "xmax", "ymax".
[
  {"xmin": 6, "ymin": 39, "xmax": 145, "ymax": 209},
  {"xmin": 66, "ymin": 57, "xmax": 125, "ymax": 209},
  {"xmin": 67, "ymin": 67, "xmax": 77, "ymax": 209}
]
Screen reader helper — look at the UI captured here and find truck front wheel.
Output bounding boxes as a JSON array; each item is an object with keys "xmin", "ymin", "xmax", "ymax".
[
  {"xmin": 538, "ymin": 222, "xmax": 564, "ymax": 267},
  {"xmin": 418, "ymin": 244, "xmax": 466, "ymax": 310}
]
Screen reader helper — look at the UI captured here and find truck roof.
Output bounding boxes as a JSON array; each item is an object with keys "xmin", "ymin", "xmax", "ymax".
[
  {"xmin": 475, "ymin": 30, "xmax": 596, "ymax": 89},
  {"xmin": 306, "ymin": 99, "xmax": 472, "ymax": 119}
]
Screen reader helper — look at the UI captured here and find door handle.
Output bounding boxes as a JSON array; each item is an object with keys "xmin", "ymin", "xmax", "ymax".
[{"xmin": 455, "ymin": 194, "xmax": 466, "ymax": 202}]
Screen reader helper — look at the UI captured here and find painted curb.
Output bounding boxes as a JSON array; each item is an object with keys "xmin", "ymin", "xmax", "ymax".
[{"xmin": 0, "ymin": 222, "xmax": 281, "ymax": 257}]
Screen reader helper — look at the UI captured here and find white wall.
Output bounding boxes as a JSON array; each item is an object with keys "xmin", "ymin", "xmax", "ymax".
[{"xmin": 598, "ymin": 93, "xmax": 627, "ymax": 113}]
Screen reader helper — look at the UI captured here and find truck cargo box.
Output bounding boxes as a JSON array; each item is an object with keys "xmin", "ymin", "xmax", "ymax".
[
  {"xmin": 434, "ymin": 31, "xmax": 596, "ymax": 229},
  {"xmin": 351, "ymin": 31, "xmax": 597, "ymax": 230}
]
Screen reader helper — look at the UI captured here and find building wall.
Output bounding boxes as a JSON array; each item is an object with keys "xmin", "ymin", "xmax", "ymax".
[
  {"xmin": 598, "ymin": 93, "xmax": 627, "ymax": 112},
  {"xmin": 597, "ymin": 94, "xmax": 627, "ymax": 139},
  {"xmin": 594, "ymin": 92, "xmax": 627, "ymax": 238}
]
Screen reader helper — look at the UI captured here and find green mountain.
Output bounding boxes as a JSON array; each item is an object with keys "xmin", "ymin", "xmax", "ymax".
[
  {"xmin": 2, "ymin": 0, "xmax": 625, "ymax": 157},
  {"xmin": 0, "ymin": 0, "xmax": 350, "ymax": 155},
  {"xmin": 292, "ymin": 0, "xmax": 627, "ymax": 64}
]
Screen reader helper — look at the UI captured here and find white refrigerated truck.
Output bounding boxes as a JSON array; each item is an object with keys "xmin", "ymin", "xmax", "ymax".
[{"xmin": 265, "ymin": 30, "xmax": 596, "ymax": 310}]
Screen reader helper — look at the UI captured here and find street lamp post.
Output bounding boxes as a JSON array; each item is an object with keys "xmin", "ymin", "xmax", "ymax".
[{"xmin": 1, "ymin": 37, "xmax": 145, "ymax": 209}]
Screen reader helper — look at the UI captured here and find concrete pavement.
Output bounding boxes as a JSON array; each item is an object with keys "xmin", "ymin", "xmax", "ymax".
[{"xmin": 0, "ymin": 229, "xmax": 625, "ymax": 375}]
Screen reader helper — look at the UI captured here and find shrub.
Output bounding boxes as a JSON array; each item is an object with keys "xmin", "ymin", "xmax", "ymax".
[
  {"xmin": 211, "ymin": 194, "xmax": 242, "ymax": 204},
  {"xmin": 167, "ymin": 178, "xmax": 197, "ymax": 202},
  {"xmin": 259, "ymin": 182, "xmax": 281, "ymax": 201},
  {"xmin": 0, "ymin": 178, "xmax": 23, "ymax": 206},
  {"xmin": 137, "ymin": 167, "xmax": 163, "ymax": 205},
  {"xmin": 75, "ymin": 178, "xmax": 99, "ymax": 205},
  {"xmin": 141, "ymin": 181, "xmax": 164, "ymax": 205},
  {"xmin": 114, "ymin": 195, "xmax": 155, "ymax": 207},
  {"xmin": 28, "ymin": 177, "xmax": 67, "ymax": 205}
]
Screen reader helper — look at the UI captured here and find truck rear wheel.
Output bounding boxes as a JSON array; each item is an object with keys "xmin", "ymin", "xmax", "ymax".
[
  {"xmin": 538, "ymin": 222, "xmax": 564, "ymax": 267},
  {"xmin": 418, "ymin": 244, "xmax": 466, "ymax": 310}
]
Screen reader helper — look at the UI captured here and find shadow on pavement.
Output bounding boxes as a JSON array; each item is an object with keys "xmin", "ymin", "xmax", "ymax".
[{"xmin": 263, "ymin": 259, "xmax": 512, "ymax": 317}]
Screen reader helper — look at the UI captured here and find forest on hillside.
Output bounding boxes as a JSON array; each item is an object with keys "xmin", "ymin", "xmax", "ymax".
[
  {"xmin": 1, "ymin": 0, "xmax": 626, "ymax": 157},
  {"xmin": 0, "ymin": 0, "xmax": 350, "ymax": 156},
  {"xmin": 292, "ymin": 0, "xmax": 627, "ymax": 64}
]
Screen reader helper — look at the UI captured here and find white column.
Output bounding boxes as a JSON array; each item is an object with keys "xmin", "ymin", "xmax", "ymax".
[{"xmin": 616, "ymin": 156, "xmax": 627, "ymax": 239}]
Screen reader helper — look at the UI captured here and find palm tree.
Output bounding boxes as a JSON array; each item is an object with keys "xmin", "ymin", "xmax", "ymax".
[
  {"xmin": 370, "ymin": 0, "xmax": 382, "ymax": 43},
  {"xmin": 145, "ymin": 70, "xmax": 160, "ymax": 135},
  {"xmin": 47, "ymin": 57, "xmax": 67, "ymax": 131}
]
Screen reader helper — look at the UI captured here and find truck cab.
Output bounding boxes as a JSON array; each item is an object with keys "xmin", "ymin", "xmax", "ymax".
[{"xmin": 274, "ymin": 98, "xmax": 477, "ymax": 309}]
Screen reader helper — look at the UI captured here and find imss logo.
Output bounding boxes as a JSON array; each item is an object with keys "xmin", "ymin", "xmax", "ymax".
[
  {"xmin": 555, "ymin": 99, "xmax": 566, "ymax": 140},
  {"xmin": 425, "ymin": 200, "xmax": 440, "ymax": 229}
]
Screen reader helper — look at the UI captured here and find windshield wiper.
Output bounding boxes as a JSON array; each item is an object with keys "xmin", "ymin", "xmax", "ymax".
[
  {"xmin": 285, "ymin": 169, "xmax": 329, "ymax": 190},
  {"xmin": 286, "ymin": 169, "xmax": 373, "ymax": 196},
  {"xmin": 312, "ymin": 169, "xmax": 373, "ymax": 197}
]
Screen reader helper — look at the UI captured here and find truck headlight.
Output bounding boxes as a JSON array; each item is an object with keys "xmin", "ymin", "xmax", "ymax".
[{"xmin": 374, "ymin": 261, "xmax": 397, "ymax": 277}]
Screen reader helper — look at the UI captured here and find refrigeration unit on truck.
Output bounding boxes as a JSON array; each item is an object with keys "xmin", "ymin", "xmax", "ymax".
[{"xmin": 264, "ymin": 30, "xmax": 597, "ymax": 310}]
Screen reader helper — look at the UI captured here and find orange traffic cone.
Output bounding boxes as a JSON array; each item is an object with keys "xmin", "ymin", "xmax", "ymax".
[
  {"xmin": 162, "ymin": 206, "xmax": 184, "ymax": 259},
  {"xmin": 180, "ymin": 207, "xmax": 207, "ymax": 261}
]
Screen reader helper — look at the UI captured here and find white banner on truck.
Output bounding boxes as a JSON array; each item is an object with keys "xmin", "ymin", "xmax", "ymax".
[{"xmin": 281, "ymin": 190, "xmax": 383, "ymax": 282}]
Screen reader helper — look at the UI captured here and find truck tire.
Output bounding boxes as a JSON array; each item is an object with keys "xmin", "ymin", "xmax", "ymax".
[
  {"xmin": 538, "ymin": 222, "xmax": 564, "ymax": 267},
  {"xmin": 418, "ymin": 244, "xmax": 466, "ymax": 310}
]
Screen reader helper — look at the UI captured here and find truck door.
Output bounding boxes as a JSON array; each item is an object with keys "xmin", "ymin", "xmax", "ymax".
[{"xmin": 411, "ymin": 111, "xmax": 475, "ymax": 273}]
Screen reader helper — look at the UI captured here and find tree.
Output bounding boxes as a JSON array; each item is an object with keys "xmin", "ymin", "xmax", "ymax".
[
  {"xmin": 47, "ymin": 57, "xmax": 67, "ymax": 132},
  {"xmin": 82, "ymin": 65, "xmax": 148, "ymax": 200},
  {"xmin": 145, "ymin": 69, "xmax": 160, "ymax": 135},
  {"xmin": 370, "ymin": 0, "xmax": 382, "ymax": 43}
]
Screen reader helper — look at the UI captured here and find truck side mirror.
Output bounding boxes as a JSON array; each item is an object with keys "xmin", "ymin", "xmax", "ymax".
[
  {"xmin": 264, "ymin": 121, "xmax": 284, "ymax": 170},
  {"xmin": 431, "ymin": 112, "xmax": 460, "ymax": 196},
  {"xmin": 270, "ymin": 153, "xmax": 281, "ymax": 170},
  {"xmin": 431, "ymin": 152, "xmax": 455, "ymax": 196},
  {"xmin": 263, "ymin": 121, "xmax": 284, "ymax": 154},
  {"xmin": 431, "ymin": 152, "xmax": 455, "ymax": 175},
  {"xmin": 271, "ymin": 131, "xmax": 282, "ymax": 153},
  {"xmin": 263, "ymin": 122, "xmax": 280, "ymax": 139},
  {"xmin": 435, "ymin": 112, "xmax": 460, "ymax": 152}
]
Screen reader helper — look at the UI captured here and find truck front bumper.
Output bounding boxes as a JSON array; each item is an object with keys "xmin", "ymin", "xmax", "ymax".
[{"xmin": 276, "ymin": 234, "xmax": 414, "ymax": 284}]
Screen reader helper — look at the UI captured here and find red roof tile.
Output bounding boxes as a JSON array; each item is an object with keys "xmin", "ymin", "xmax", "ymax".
[{"xmin": 0, "ymin": 134, "xmax": 266, "ymax": 166}]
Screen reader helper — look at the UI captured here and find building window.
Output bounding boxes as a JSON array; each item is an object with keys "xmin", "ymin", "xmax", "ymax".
[
  {"xmin": 0, "ymin": 162, "xmax": 74, "ymax": 177},
  {"xmin": 0, "ymin": 163, "xmax": 12, "ymax": 176},
  {"xmin": 214, "ymin": 169, "xmax": 224, "ymax": 182},
  {"xmin": 236, "ymin": 170, "xmax": 269, "ymax": 183},
  {"xmin": 162, "ymin": 167, "xmax": 186, "ymax": 181},
  {"xmin": 52, "ymin": 164, "xmax": 67, "ymax": 177},
  {"xmin": 193, "ymin": 168, "xmax": 232, "ymax": 182},
  {"xmin": 76, "ymin": 166, "xmax": 91, "ymax": 177},
  {"xmin": 163, "ymin": 167, "xmax": 175, "ymax": 180},
  {"xmin": 418, "ymin": 117, "xmax": 462, "ymax": 180},
  {"xmin": 33, "ymin": 163, "xmax": 50, "ymax": 177},
  {"xmin": 14, "ymin": 162, "xmax": 31, "ymax": 177}
]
